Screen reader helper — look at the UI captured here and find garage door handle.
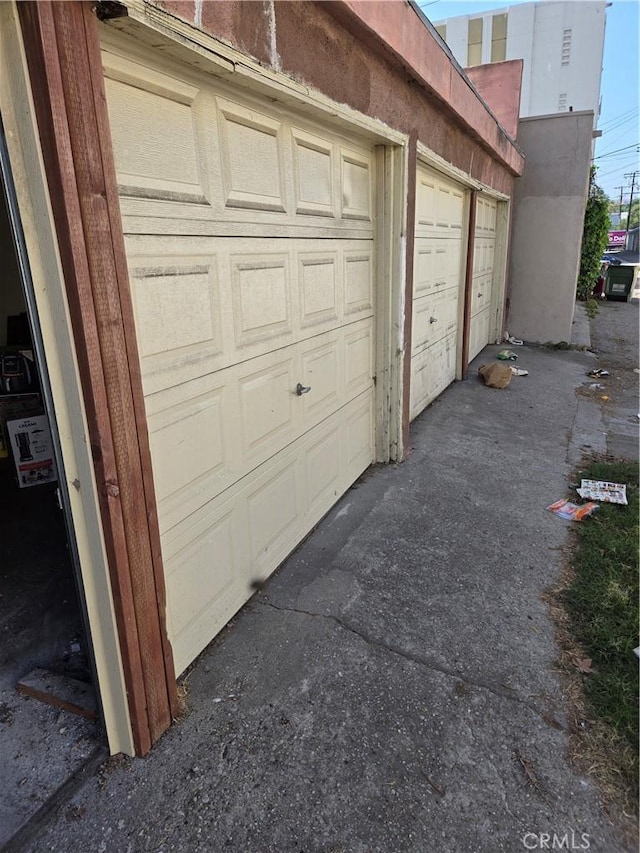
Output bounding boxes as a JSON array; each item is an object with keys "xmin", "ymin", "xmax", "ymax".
[
  {"xmin": 429, "ymin": 316, "xmax": 437, "ymax": 324},
  {"xmin": 295, "ymin": 382, "xmax": 312, "ymax": 396},
  {"xmin": 477, "ymin": 292, "xmax": 483, "ymax": 298},
  {"xmin": 436, "ymin": 280, "xmax": 446, "ymax": 287}
]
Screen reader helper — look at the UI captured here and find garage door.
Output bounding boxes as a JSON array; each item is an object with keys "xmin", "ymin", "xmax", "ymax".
[
  {"xmin": 102, "ymin": 45, "xmax": 377, "ymax": 674},
  {"xmin": 468, "ymin": 195, "xmax": 497, "ymax": 361},
  {"xmin": 410, "ymin": 165, "xmax": 466, "ymax": 420}
]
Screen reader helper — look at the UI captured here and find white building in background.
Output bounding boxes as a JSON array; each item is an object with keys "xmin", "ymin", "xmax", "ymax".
[{"xmin": 433, "ymin": 1, "xmax": 607, "ymax": 121}]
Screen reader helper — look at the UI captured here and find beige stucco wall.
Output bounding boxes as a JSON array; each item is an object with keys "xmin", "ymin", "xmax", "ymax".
[{"xmin": 506, "ymin": 111, "xmax": 594, "ymax": 343}]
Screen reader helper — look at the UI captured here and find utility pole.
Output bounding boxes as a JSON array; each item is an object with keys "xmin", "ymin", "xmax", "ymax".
[
  {"xmin": 613, "ymin": 185, "xmax": 625, "ymax": 221},
  {"xmin": 615, "ymin": 186, "xmax": 624, "ymax": 219},
  {"xmin": 624, "ymin": 171, "xmax": 637, "ymax": 239}
]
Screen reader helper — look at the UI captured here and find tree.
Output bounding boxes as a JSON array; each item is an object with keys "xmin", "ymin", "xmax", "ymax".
[
  {"xmin": 577, "ymin": 168, "xmax": 610, "ymax": 301},
  {"xmin": 628, "ymin": 199, "xmax": 639, "ymax": 230}
]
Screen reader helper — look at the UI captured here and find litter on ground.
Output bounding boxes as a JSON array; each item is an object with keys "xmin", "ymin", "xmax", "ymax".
[
  {"xmin": 587, "ymin": 368, "xmax": 609, "ymax": 378},
  {"xmin": 478, "ymin": 363, "xmax": 512, "ymax": 388},
  {"xmin": 497, "ymin": 349, "xmax": 519, "ymax": 361},
  {"xmin": 576, "ymin": 480, "xmax": 627, "ymax": 505},
  {"xmin": 504, "ymin": 332, "xmax": 524, "ymax": 346},
  {"xmin": 547, "ymin": 499, "xmax": 599, "ymax": 521},
  {"xmin": 510, "ymin": 367, "xmax": 529, "ymax": 376}
]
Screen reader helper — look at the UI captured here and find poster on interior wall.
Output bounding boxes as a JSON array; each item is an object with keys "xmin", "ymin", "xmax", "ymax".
[
  {"xmin": 0, "ymin": 393, "xmax": 42, "ymax": 459},
  {"xmin": 6, "ymin": 414, "xmax": 57, "ymax": 488}
]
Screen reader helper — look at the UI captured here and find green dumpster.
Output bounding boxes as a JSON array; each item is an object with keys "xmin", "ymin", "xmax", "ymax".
[{"xmin": 605, "ymin": 265, "xmax": 635, "ymax": 301}]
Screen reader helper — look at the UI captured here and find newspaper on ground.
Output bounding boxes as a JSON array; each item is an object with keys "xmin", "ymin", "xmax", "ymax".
[
  {"xmin": 576, "ymin": 480, "xmax": 627, "ymax": 505},
  {"xmin": 547, "ymin": 499, "xmax": 599, "ymax": 521}
]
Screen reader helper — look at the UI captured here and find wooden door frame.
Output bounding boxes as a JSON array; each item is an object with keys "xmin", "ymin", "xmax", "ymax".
[
  {"xmin": 461, "ymin": 190, "xmax": 478, "ymax": 379},
  {"xmin": 490, "ymin": 199, "xmax": 511, "ymax": 346},
  {"xmin": 399, "ymin": 135, "xmax": 418, "ymax": 454},
  {"xmin": 17, "ymin": 0, "xmax": 178, "ymax": 756}
]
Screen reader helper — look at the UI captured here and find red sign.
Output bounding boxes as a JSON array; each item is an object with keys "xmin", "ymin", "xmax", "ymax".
[{"xmin": 607, "ymin": 230, "xmax": 626, "ymax": 248}]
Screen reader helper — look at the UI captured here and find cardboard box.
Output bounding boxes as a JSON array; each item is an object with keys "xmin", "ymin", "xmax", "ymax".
[{"xmin": 6, "ymin": 414, "xmax": 57, "ymax": 488}]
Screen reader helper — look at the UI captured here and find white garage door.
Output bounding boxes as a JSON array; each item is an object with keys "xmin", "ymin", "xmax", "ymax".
[
  {"xmin": 410, "ymin": 165, "xmax": 466, "ymax": 420},
  {"xmin": 102, "ymin": 45, "xmax": 377, "ymax": 674},
  {"xmin": 468, "ymin": 195, "xmax": 497, "ymax": 361}
]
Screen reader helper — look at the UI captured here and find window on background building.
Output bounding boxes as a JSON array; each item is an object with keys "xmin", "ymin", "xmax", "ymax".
[
  {"xmin": 561, "ymin": 28, "xmax": 572, "ymax": 66},
  {"xmin": 435, "ymin": 24, "xmax": 447, "ymax": 42},
  {"xmin": 491, "ymin": 13, "xmax": 507, "ymax": 62},
  {"xmin": 558, "ymin": 93, "xmax": 567, "ymax": 111},
  {"xmin": 467, "ymin": 18, "xmax": 483, "ymax": 66}
]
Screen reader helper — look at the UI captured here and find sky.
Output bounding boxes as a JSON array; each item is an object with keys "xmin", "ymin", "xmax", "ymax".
[{"xmin": 417, "ymin": 0, "xmax": 640, "ymax": 205}]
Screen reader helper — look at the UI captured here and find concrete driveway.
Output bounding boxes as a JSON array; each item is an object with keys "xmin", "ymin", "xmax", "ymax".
[{"xmin": 8, "ymin": 302, "xmax": 637, "ymax": 853}]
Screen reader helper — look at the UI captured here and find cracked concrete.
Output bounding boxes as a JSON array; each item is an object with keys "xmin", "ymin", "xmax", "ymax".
[
  {"xmin": 257, "ymin": 599, "xmax": 557, "ymax": 727},
  {"xmin": 13, "ymin": 322, "xmax": 636, "ymax": 853}
]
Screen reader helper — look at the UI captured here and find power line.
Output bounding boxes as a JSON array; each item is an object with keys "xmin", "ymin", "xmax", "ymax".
[
  {"xmin": 597, "ymin": 155, "xmax": 640, "ymax": 169},
  {"xmin": 597, "ymin": 119, "xmax": 640, "ymax": 155},
  {"xmin": 598, "ymin": 126, "xmax": 640, "ymax": 154},
  {"xmin": 597, "ymin": 153, "xmax": 639, "ymax": 170},
  {"xmin": 600, "ymin": 107, "xmax": 640, "ymax": 133},
  {"xmin": 601, "ymin": 115, "xmax": 639, "ymax": 137},
  {"xmin": 594, "ymin": 144, "xmax": 640, "ymax": 160},
  {"xmin": 597, "ymin": 155, "xmax": 639, "ymax": 171},
  {"xmin": 596, "ymin": 161, "xmax": 640, "ymax": 181},
  {"xmin": 599, "ymin": 110, "xmax": 639, "ymax": 135},
  {"xmin": 594, "ymin": 160, "xmax": 640, "ymax": 182},
  {"xmin": 592, "ymin": 143, "xmax": 640, "ymax": 160},
  {"xmin": 600, "ymin": 106, "xmax": 638, "ymax": 124}
]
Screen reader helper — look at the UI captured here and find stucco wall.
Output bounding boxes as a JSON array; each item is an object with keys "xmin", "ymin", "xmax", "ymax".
[
  {"xmin": 466, "ymin": 60, "xmax": 523, "ymax": 140},
  {"xmin": 155, "ymin": 0, "xmax": 522, "ymax": 195},
  {"xmin": 506, "ymin": 111, "xmax": 594, "ymax": 343}
]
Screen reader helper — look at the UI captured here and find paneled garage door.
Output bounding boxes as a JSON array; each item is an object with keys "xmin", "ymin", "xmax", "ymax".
[
  {"xmin": 410, "ymin": 165, "xmax": 466, "ymax": 420},
  {"xmin": 102, "ymin": 44, "xmax": 378, "ymax": 674},
  {"xmin": 468, "ymin": 195, "xmax": 497, "ymax": 361}
]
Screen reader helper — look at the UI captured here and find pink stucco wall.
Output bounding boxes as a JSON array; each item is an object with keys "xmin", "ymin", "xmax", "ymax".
[{"xmin": 465, "ymin": 60, "xmax": 524, "ymax": 142}]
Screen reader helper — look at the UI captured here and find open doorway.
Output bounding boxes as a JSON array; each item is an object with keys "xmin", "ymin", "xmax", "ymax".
[{"xmin": 0, "ymin": 122, "xmax": 103, "ymax": 846}]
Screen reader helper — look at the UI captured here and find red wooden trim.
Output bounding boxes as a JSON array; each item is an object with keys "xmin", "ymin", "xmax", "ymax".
[
  {"xmin": 16, "ymin": 1, "xmax": 149, "ymax": 756},
  {"xmin": 18, "ymin": 1, "xmax": 178, "ymax": 754},
  {"xmin": 401, "ymin": 134, "xmax": 418, "ymax": 452},
  {"xmin": 461, "ymin": 190, "xmax": 478, "ymax": 379},
  {"xmin": 80, "ymin": 4, "xmax": 180, "ymax": 722}
]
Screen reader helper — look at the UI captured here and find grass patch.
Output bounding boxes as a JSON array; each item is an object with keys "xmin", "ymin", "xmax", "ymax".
[
  {"xmin": 563, "ymin": 459, "xmax": 639, "ymax": 800},
  {"xmin": 585, "ymin": 298, "xmax": 600, "ymax": 319}
]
